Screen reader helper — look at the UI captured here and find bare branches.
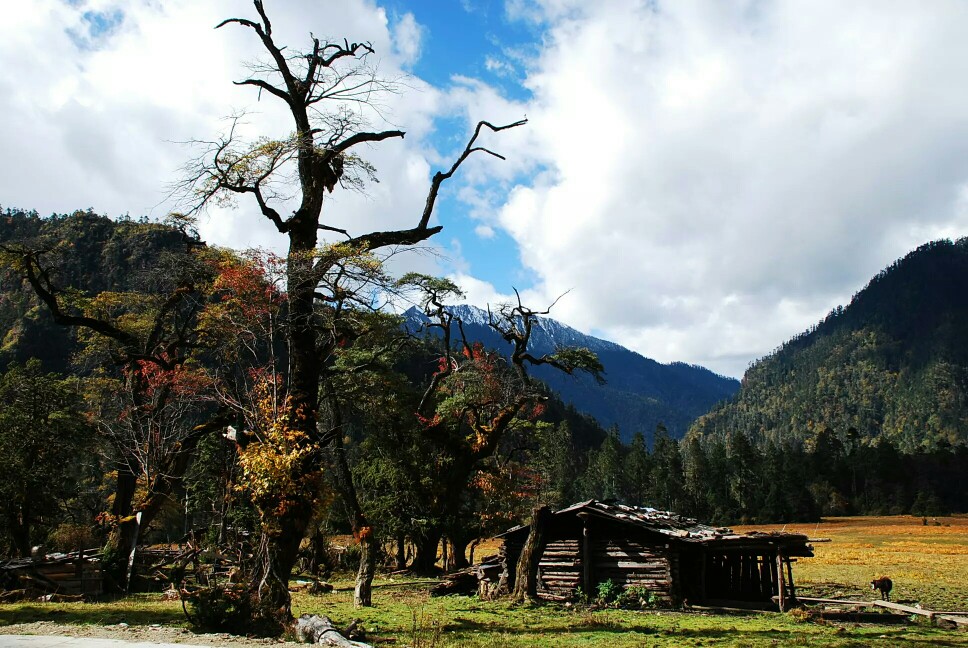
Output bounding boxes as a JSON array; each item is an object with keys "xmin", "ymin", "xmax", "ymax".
[
  {"xmin": 489, "ymin": 289, "xmax": 605, "ymax": 385},
  {"xmin": 418, "ymin": 119, "xmax": 528, "ymax": 231},
  {"xmin": 4, "ymin": 245, "xmax": 142, "ymax": 352}
]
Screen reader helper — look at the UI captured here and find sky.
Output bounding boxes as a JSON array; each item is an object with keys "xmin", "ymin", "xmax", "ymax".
[{"xmin": 4, "ymin": 0, "xmax": 968, "ymax": 378}]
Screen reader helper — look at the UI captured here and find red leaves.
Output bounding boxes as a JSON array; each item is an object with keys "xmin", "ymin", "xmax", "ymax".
[{"xmin": 132, "ymin": 357, "xmax": 212, "ymax": 398}]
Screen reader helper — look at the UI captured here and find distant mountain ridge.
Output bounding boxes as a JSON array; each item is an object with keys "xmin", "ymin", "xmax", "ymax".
[
  {"xmin": 404, "ymin": 304, "xmax": 739, "ymax": 444},
  {"xmin": 690, "ymin": 238, "xmax": 968, "ymax": 450}
]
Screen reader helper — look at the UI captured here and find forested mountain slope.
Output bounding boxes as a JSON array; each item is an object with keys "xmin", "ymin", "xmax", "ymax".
[
  {"xmin": 405, "ymin": 304, "xmax": 739, "ymax": 444},
  {"xmin": 0, "ymin": 208, "xmax": 192, "ymax": 372},
  {"xmin": 690, "ymin": 239, "xmax": 968, "ymax": 451}
]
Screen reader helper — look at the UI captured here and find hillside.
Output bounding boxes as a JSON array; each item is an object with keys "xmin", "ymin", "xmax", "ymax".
[
  {"xmin": 690, "ymin": 238, "xmax": 968, "ymax": 450},
  {"xmin": 0, "ymin": 208, "xmax": 192, "ymax": 372},
  {"xmin": 405, "ymin": 304, "xmax": 739, "ymax": 444}
]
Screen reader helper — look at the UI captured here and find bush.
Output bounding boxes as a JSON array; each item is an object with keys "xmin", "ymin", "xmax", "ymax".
[
  {"xmin": 595, "ymin": 579, "xmax": 620, "ymax": 605},
  {"xmin": 48, "ymin": 523, "xmax": 96, "ymax": 552},
  {"xmin": 615, "ymin": 584, "xmax": 655, "ymax": 609},
  {"xmin": 184, "ymin": 585, "xmax": 253, "ymax": 635},
  {"xmin": 183, "ymin": 585, "xmax": 281, "ymax": 637}
]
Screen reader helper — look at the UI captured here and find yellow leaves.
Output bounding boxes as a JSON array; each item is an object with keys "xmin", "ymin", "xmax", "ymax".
[{"xmin": 235, "ymin": 378, "xmax": 325, "ymax": 526}]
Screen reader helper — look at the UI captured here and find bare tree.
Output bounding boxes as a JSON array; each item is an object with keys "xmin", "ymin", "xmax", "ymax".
[{"xmin": 182, "ymin": 0, "xmax": 525, "ymax": 626}]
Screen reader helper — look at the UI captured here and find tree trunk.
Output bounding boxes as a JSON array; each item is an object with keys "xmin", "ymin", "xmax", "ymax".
[
  {"xmin": 411, "ymin": 530, "xmax": 442, "ymax": 574},
  {"xmin": 354, "ymin": 529, "xmax": 377, "ymax": 607},
  {"xmin": 448, "ymin": 535, "xmax": 470, "ymax": 570},
  {"xmin": 512, "ymin": 506, "xmax": 551, "ymax": 603},
  {"xmin": 248, "ymin": 503, "xmax": 314, "ymax": 634},
  {"xmin": 394, "ymin": 534, "xmax": 407, "ymax": 571},
  {"xmin": 103, "ymin": 464, "xmax": 138, "ymax": 593},
  {"xmin": 10, "ymin": 511, "xmax": 30, "ymax": 558}
]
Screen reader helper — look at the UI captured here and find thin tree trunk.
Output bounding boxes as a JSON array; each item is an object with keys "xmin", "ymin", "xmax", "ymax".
[
  {"xmin": 354, "ymin": 530, "xmax": 377, "ymax": 607},
  {"xmin": 11, "ymin": 512, "xmax": 30, "ymax": 558},
  {"xmin": 324, "ymin": 391, "xmax": 376, "ymax": 607},
  {"xmin": 512, "ymin": 506, "xmax": 551, "ymax": 603},
  {"xmin": 394, "ymin": 534, "xmax": 407, "ymax": 571}
]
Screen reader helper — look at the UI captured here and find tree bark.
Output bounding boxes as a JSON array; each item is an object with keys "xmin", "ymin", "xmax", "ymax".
[
  {"xmin": 448, "ymin": 534, "xmax": 471, "ymax": 570},
  {"xmin": 411, "ymin": 530, "xmax": 442, "ymax": 574},
  {"xmin": 394, "ymin": 534, "xmax": 407, "ymax": 571},
  {"xmin": 354, "ymin": 529, "xmax": 377, "ymax": 607},
  {"xmin": 249, "ymin": 503, "xmax": 314, "ymax": 632},
  {"xmin": 512, "ymin": 505, "xmax": 551, "ymax": 603}
]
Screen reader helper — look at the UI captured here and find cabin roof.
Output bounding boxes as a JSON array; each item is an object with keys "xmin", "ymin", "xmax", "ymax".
[{"xmin": 497, "ymin": 500, "xmax": 813, "ymax": 553}]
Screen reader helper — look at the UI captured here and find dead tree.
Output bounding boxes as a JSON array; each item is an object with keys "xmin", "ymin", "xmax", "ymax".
[
  {"xmin": 179, "ymin": 0, "xmax": 525, "ymax": 627},
  {"xmin": 512, "ymin": 505, "xmax": 551, "ymax": 602}
]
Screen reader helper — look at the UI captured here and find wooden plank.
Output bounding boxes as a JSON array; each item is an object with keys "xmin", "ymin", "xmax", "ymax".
[
  {"xmin": 936, "ymin": 615, "xmax": 968, "ymax": 629},
  {"xmin": 819, "ymin": 611, "xmax": 909, "ymax": 624},
  {"xmin": 872, "ymin": 600, "xmax": 936, "ymax": 618},
  {"xmin": 797, "ymin": 596, "xmax": 871, "ymax": 606}
]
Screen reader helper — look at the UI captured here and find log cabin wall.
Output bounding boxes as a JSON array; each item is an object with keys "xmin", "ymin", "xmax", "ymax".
[
  {"xmin": 590, "ymin": 535, "xmax": 674, "ymax": 604},
  {"xmin": 536, "ymin": 537, "xmax": 581, "ymax": 600}
]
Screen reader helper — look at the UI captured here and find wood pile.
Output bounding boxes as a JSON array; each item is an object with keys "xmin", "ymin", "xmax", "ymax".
[{"xmin": 0, "ymin": 550, "xmax": 103, "ymax": 599}]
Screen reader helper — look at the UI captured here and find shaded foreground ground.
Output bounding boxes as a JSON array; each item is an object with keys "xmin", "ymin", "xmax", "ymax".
[{"xmin": 1, "ymin": 515, "xmax": 966, "ymax": 647}]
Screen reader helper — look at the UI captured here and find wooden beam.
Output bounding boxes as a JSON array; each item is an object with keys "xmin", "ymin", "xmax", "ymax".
[
  {"xmin": 872, "ymin": 600, "xmax": 936, "ymax": 618},
  {"xmin": 579, "ymin": 513, "xmax": 593, "ymax": 595},
  {"xmin": 797, "ymin": 596, "xmax": 870, "ymax": 606},
  {"xmin": 776, "ymin": 551, "xmax": 786, "ymax": 611}
]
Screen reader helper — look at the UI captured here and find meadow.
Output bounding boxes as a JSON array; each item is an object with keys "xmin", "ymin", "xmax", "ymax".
[{"xmin": 0, "ymin": 515, "xmax": 966, "ymax": 647}]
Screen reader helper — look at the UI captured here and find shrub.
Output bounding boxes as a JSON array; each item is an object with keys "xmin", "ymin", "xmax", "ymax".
[
  {"xmin": 595, "ymin": 579, "xmax": 620, "ymax": 605},
  {"xmin": 615, "ymin": 584, "xmax": 655, "ymax": 609},
  {"xmin": 182, "ymin": 584, "xmax": 280, "ymax": 637}
]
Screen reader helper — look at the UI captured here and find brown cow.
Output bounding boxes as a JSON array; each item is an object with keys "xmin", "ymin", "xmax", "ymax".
[{"xmin": 870, "ymin": 576, "xmax": 893, "ymax": 601}]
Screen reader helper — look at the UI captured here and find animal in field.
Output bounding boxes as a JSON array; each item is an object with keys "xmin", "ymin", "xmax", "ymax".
[{"xmin": 870, "ymin": 576, "xmax": 893, "ymax": 601}]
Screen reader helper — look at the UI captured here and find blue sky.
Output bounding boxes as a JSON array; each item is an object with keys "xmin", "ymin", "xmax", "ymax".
[{"xmin": 4, "ymin": 1, "xmax": 968, "ymax": 377}]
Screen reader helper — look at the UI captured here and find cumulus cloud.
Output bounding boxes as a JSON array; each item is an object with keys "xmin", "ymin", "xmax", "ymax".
[
  {"xmin": 483, "ymin": 0, "xmax": 968, "ymax": 376},
  {"xmin": 7, "ymin": 0, "xmax": 968, "ymax": 379},
  {"xmin": 0, "ymin": 0, "xmax": 449, "ymax": 259}
]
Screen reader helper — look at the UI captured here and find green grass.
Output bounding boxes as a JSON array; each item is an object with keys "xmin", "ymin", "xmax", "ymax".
[
  {"xmin": 3, "ymin": 516, "xmax": 968, "ymax": 646},
  {"xmin": 291, "ymin": 583, "xmax": 965, "ymax": 647},
  {"xmin": 0, "ymin": 593, "xmax": 186, "ymax": 627}
]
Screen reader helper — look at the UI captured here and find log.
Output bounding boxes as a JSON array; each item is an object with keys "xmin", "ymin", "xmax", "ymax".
[
  {"xmin": 796, "ymin": 596, "xmax": 870, "ymax": 606},
  {"xmin": 294, "ymin": 614, "xmax": 372, "ymax": 647},
  {"xmin": 872, "ymin": 600, "xmax": 937, "ymax": 618}
]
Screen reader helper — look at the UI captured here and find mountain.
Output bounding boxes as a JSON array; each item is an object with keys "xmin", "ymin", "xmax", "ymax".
[
  {"xmin": 0, "ymin": 209, "xmax": 192, "ymax": 373},
  {"xmin": 689, "ymin": 238, "xmax": 968, "ymax": 451},
  {"xmin": 404, "ymin": 304, "xmax": 739, "ymax": 444}
]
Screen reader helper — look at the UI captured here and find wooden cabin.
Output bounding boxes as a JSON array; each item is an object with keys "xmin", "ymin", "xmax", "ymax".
[{"xmin": 493, "ymin": 500, "xmax": 813, "ymax": 609}]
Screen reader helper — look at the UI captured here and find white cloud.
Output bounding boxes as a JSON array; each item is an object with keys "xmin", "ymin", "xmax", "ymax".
[
  {"xmin": 448, "ymin": 272, "xmax": 514, "ymax": 308},
  {"xmin": 0, "ymin": 0, "xmax": 447, "ymax": 260},
  {"xmin": 391, "ymin": 12, "xmax": 423, "ymax": 67},
  {"xmin": 8, "ymin": 0, "xmax": 968, "ymax": 380},
  {"xmin": 483, "ymin": 0, "xmax": 968, "ymax": 376}
]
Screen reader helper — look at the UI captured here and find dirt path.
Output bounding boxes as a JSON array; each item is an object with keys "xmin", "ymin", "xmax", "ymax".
[{"xmin": 0, "ymin": 622, "xmax": 298, "ymax": 647}]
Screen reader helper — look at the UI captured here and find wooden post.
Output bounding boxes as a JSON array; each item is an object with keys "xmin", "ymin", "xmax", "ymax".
[
  {"xmin": 699, "ymin": 549, "xmax": 707, "ymax": 603},
  {"xmin": 785, "ymin": 557, "xmax": 796, "ymax": 602},
  {"xmin": 776, "ymin": 550, "xmax": 786, "ymax": 611},
  {"xmin": 578, "ymin": 512, "xmax": 593, "ymax": 597}
]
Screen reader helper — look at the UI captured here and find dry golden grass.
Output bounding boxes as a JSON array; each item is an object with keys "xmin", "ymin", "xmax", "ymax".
[{"xmin": 736, "ymin": 515, "xmax": 968, "ymax": 611}]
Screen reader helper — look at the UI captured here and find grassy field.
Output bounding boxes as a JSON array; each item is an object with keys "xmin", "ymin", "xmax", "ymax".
[
  {"xmin": 733, "ymin": 515, "xmax": 968, "ymax": 611},
  {"xmin": 1, "ymin": 515, "xmax": 966, "ymax": 647}
]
